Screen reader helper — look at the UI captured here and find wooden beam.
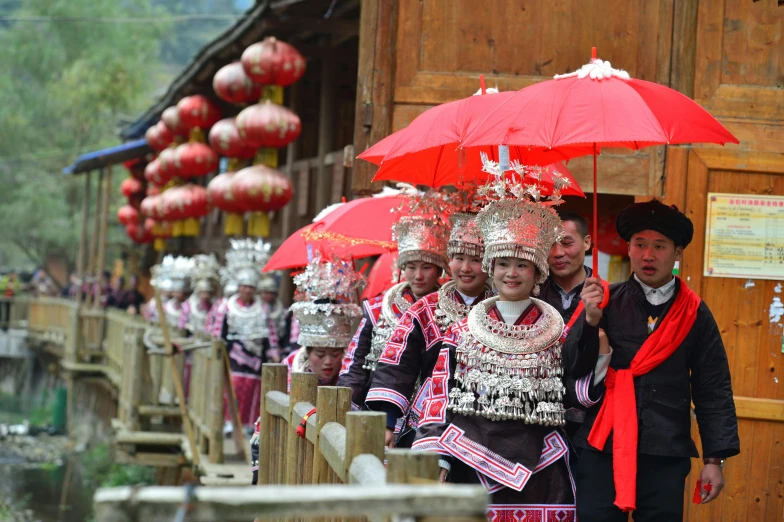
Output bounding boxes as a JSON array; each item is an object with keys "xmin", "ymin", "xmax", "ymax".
[
  {"xmin": 94, "ymin": 165, "xmax": 112, "ymax": 309},
  {"xmin": 85, "ymin": 170, "xmax": 104, "ymax": 308},
  {"xmin": 734, "ymin": 396, "xmax": 784, "ymax": 423},
  {"xmin": 75, "ymin": 172, "xmax": 91, "ymax": 304},
  {"xmin": 351, "ymin": 0, "xmax": 398, "ymax": 195},
  {"xmin": 315, "ymin": 39, "xmax": 336, "ymax": 213},
  {"xmin": 669, "ymin": 0, "xmax": 699, "ymax": 98}
]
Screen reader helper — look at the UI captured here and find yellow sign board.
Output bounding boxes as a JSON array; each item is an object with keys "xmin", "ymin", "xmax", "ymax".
[{"xmin": 704, "ymin": 193, "xmax": 784, "ymax": 280}]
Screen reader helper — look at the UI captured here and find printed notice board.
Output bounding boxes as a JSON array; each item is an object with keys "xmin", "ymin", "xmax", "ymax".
[{"xmin": 704, "ymin": 193, "xmax": 784, "ymax": 280}]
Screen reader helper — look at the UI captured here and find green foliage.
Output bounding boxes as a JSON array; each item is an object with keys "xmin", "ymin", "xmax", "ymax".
[{"xmin": 80, "ymin": 442, "xmax": 155, "ymax": 490}]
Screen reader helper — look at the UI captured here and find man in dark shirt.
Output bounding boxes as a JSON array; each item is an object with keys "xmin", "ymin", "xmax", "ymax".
[{"xmin": 575, "ymin": 200, "xmax": 739, "ymax": 522}]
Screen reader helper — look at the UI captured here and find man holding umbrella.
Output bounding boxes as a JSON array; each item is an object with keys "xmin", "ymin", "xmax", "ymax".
[{"xmin": 574, "ymin": 199, "xmax": 739, "ymax": 521}]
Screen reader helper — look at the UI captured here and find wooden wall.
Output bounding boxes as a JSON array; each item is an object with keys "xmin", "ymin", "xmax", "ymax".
[{"xmin": 353, "ymin": 0, "xmax": 784, "ymax": 519}]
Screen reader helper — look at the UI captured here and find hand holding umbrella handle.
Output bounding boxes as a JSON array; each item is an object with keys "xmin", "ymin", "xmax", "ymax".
[{"xmin": 599, "ymin": 278, "xmax": 610, "ymax": 309}]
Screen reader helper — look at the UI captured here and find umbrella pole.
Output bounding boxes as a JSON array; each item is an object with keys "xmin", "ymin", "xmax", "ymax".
[{"xmin": 592, "ymin": 144, "xmax": 599, "ymax": 276}]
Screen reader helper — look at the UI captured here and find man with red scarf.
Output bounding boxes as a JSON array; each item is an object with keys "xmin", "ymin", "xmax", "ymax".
[{"xmin": 575, "ymin": 200, "xmax": 739, "ymax": 522}]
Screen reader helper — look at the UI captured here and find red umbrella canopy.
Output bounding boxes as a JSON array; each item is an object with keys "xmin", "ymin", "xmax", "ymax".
[
  {"xmin": 360, "ymin": 91, "xmax": 591, "ymax": 188},
  {"xmin": 313, "ymin": 195, "xmax": 411, "ymax": 244},
  {"xmin": 361, "ymin": 252, "xmax": 399, "ymax": 300},
  {"xmin": 264, "ymin": 223, "xmax": 393, "ymax": 272}
]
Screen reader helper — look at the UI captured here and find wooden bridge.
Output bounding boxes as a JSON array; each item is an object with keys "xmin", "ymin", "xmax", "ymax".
[{"xmin": 0, "ymin": 296, "xmax": 489, "ymax": 520}]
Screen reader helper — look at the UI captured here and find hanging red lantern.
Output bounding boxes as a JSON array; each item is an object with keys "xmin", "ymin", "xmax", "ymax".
[
  {"xmin": 140, "ymin": 195, "xmax": 164, "ymax": 220},
  {"xmin": 161, "ymin": 184, "xmax": 210, "ymax": 237},
  {"xmin": 120, "ymin": 177, "xmax": 145, "ymax": 198},
  {"xmin": 208, "ymin": 118, "xmax": 257, "ymax": 159},
  {"xmin": 231, "ymin": 164, "xmax": 293, "ymax": 237},
  {"xmin": 213, "ymin": 62, "xmax": 264, "ymax": 105},
  {"xmin": 126, "ymin": 220, "xmax": 153, "ymax": 244},
  {"xmin": 124, "ymin": 159, "xmax": 146, "ymax": 181},
  {"xmin": 207, "ymin": 170, "xmax": 245, "ymax": 236},
  {"xmin": 145, "ymin": 218, "xmax": 171, "ymax": 251},
  {"xmin": 117, "ymin": 205, "xmax": 139, "ymax": 225},
  {"xmin": 161, "ymin": 106, "xmax": 189, "ymax": 137},
  {"xmin": 241, "ymin": 37, "xmax": 306, "ymax": 87},
  {"xmin": 236, "ymin": 100, "xmax": 301, "ymax": 150},
  {"xmin": 145, "ymin": 121, "xmax": 174, "ymax": 151},
  {"xmin": 176, "ymin": 95, "xmax": 222, "ymax": 131},
  {"xmin": 147, "ymin": 185, "xmax": 161, "ymax": 197},
  {"xmin": 157, "ymin": 147, "xmax": 181, "ymax": 183},
  {"xmin": 174, "ymin": 141, "xmax": 219, "ymax": 179},
  {"xmin": 144, "ymin": 159, "xmax": 171, "ymax": 186}
]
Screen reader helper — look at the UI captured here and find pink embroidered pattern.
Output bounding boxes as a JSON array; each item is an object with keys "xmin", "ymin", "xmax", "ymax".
[
  {"xmin": 575, "ymin": 370, "xmax": 601, "ymax": 408},
  {"xmin": 411, "ymin": 436, "xmax": 450, "ymax": 456},
  {"xmin": 365, "ymin": 387, "xmax": 409, "ymax": 412},
  {"xmin": 486, "ymin": 504, "xmax": 576, "ymax": 522},
  {"xmin": 419, "ymin": 348, "xmax": 451, "ymax": 425}
]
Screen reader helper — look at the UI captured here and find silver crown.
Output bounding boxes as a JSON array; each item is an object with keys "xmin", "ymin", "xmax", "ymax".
[
  {"xmin": 393, "ymin": 216, "xmax": 449, "ymax": 271},
  {"xmin": 151, "ymin": 255, "xmax": 193, "ymax": 292},
  {"xmin": 289, "ymin": 253, "xmax": 365, "ymax": 348},
  {"xmin": 224, "ymin": 238, "xmax": 271, "ymax": 288},
  {"xmin": 476, "ymin": 199, "xmax": 564, "ymax": 283},
  {"xmin": 447, "ymin": 212, "xmax": 484, "ymax": 258},
  {"xmin": 189, "ymin": 254, "xmax": 220, "ymax": 293}
]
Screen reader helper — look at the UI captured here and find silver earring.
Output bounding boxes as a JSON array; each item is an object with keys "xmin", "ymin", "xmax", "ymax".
[{"xmin": 532, "ymin": 283, "xmax": 540, "ymax": 296}]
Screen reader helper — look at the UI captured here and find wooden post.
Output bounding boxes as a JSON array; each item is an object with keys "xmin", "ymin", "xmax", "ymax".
[
  {"xmin": 386, "ymin": 449, "xmax": 439, "ymax": 484},
  {"xmin": 282, "ymin": 78, "xmax": 301, "ymax": 242},
  {"xmin": 221, "ymin": 348, "xmax": 249, "ymax": 463},
  {"xmin": 344, "ymin": 411, "xmax": 386, "ymax": 482},
  {"xmin": 259, "ymin": 363, "xmax": 288, "ymax": 485},
  {"xmin": 94, "ymin": 164, "xmax": 112, "ymax": 308},
  {"xmin": 207, "ymin": 339, "xmax": 225, "ymax": 463},
  {"xmin": 125, "ymin": 327, "xmax": 146, "ymax": 432},
  {"xmin": 285, "ymin": 372, "xmax": 319, "ymax": 485},
  {"xmin": 351, "ymin": 0, "xmax": 398, "ymax": 195},
  {"xmin": 74, "ymin": 172, "xmax": 91, "ymax": 304},
  {"xmin": 315, "ymin": 38, "xmax": 336, "ymax": 213},
  {"xmin": 312, "ymin": 386, "xmax": 351, "ymax": 484},
  {"xmin": 85, "ymin": 169, "xmax": 104, "ymax": 307},
  {"xmin": 153, "ymin": 288, "xmax": 200, "ymax": 467}
]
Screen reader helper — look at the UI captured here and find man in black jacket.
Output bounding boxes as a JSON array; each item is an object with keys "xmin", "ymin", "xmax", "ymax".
[{"xmin": 575, "ymin": 200, "xmax": 740, "ymax": 522}]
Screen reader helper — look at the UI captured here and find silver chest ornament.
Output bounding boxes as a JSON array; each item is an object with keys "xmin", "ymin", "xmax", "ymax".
[{"xmin": 363, "ymin": 282, "xmax": 413, "ymax": 371}]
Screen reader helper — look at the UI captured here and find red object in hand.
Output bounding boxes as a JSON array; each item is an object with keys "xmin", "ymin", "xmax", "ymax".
[
  {"xmin": 295, "ymin": 408, "xmax": 317, "ymax": 438},
  {"xmin": 213, "ymin": 62, "xmax": 264, "ymax": 105},
  {"xmin": 692, "ymin": 480, "xmax": 712, "ymax": 504},
  {"xmin": 241, "ymin": 37, "xmax": 306, "ymax": 86}
]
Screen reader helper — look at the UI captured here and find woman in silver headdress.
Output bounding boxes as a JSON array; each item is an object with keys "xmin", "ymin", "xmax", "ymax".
[
  {"xmin": 413, "ymin": 198, "xmax": 601, "ymax": 520},
  {"xmin": 178, "ymin": 254, "xmax": 220, "ymax": 335}
]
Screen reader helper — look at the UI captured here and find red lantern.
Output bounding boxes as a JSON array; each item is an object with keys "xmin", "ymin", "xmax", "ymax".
[
  {"xmin": 241, "ymin": 37, "xmax": 306, "ymax": 87},
  {"xmin": 207, "ymin": 171, "xmax": 245, "ymax": 236},
  {"xmin": 120, "ymin": 177, "xmax": 144, "ymax": 197},
  {"xmin": 161, "ymin": 184, "xmax": 210, "ymax": 237},
  {"xmin": 117, "ymin": 205, "xmax": 139, "ymax": 225},
  {"xmin": 176, "ymin": 95, "xmax": 222, "ymax": 131},
  {"xmin": 124, "ymin": 159, "xmax": 146, "ymax": 181},
  {"xmin": 147, "ymin": 185, "xmax": 161, "ymax": 197},
  {"xmin": 145, "ymin": 121, "xmax": 174, "ymax": 151},
  {"xmin": 213, "ymin": 62, "xmax": 264, "ymax": 105},
  {"xmin": 140, "ymin": 195, "xmax": 164, "ymax": 220},
  {"xmin": 161, "ymin": 105, "xmax": 189, "ymax": 137},
  {"xmin": 126, "ymin": 220, "xmax": 153, "ymax": 244},
  {"xmin": 236, "ymin": 100, "xmax": 301, "ymax": 149},
  {"xmin": 146, "ymin": 218, "xmax": 172, "ymax": 251},
  {"xmin": 231, "ymin": 164, "xmax": 293, "ymax": 237},
  {"xmin": 174, "ymin": 142, "xmax": 218, "ymax": 178},
  {"xmin": 144, "ymin": 159, "xmax": 171, "ymax": 186},
  {"xmin": 208, "ymin": 118, "xmax": 257, "ymax": 159},
  {"xmin": 157, "ymin": 148, "xmax": 181, "ymax": 182}
]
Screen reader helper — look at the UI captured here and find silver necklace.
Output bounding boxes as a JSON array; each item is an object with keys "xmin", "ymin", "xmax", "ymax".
[{"xmin": 364, "ymin": 282, "xmax": 411, "ymax": 371}]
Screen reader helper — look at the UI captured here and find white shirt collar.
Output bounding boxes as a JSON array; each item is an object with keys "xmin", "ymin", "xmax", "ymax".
[
  {"xmin": 634, "ymin": 274, "xmax": 676, "ymax": 306},
  {"xmin": 495, "ymin": 299, "xmax": 531, "ymax": 324},
  {"xmin": 456, "ymin": 290, "xmax": 477, "ymax": 306}
]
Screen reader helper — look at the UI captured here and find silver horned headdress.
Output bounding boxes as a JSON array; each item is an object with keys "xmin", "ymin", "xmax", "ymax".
[
  {"xmin": 290, "ymin": 253, "xmax": 365, "ymax": 348},
  {"xmin": 189, "ymin": 254, "xmax": 220, "ymax": 294},
  {"xmin": 393, "ymin": 216, "xmax": 449, "ymax": 272},
  {"xmin": 447, "ymin": 212, "xmax": 484, "ymax": 258},
  {"xmin": 151, "ymin": 255, "xmax": 193, "ymax": 292},
  {"xmin": 476, "ymin": 198, "xmax": 564, "ymax": 283},
  {"xmin": 224, "ymin": 238, "xmax": 271, "ymax": 289}
]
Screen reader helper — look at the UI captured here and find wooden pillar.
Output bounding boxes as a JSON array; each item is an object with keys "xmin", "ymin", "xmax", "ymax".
[
  {"xmin": 344, "ymin": 411, "xmax": 385, "ymax": 481},
  {"xmin": 351, "ymin": 0, "xmax": 398, "ymax": 195},
  {"xmin": 85, "ymin": 169, "xmax": 104, "ymax": 308},
  {"xmin": 259, "ymin": 363, "xmax": 288, "ymax": 485},
  {"xmin": 282, "ymin": 81, "xmax": 301, "ymax": 241},
  {"xmin": 74, "ymin": 172, "xmax": 91, "ymax": 304},
  {"xmin": 312, "ymin": 386, "xmax": 351, "ymax": 484},
  {"xmin": 386, "ymin": 449, "xmax": 440, "ymax": 484},
  {"xmin": 315, "ymin": 38, "xmax": 336, "ymax": 213},
  {"xmin": 208, "ymin": 339, "xmax": 225, "ymax": 464},
  {"xmin": 94, "ymin": 165, "xmax": 112, "ymax": 309},
  {"xmin": 285, "ymin": 372, "xmax": 319, "ymax": 485}
]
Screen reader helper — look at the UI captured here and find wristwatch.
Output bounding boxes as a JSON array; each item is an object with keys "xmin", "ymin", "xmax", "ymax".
[{"xmin": 703, "ymin": 457, "xmax": 725, "ymax": 469}]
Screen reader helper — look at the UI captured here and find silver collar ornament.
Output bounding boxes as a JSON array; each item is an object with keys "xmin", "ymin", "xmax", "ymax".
[
  {"xmin": 363, "ymin": 281, "xmax": 414, "ymax": 371},
  {"xmin": 447, "ymin": 296, "xmax": 567, "ymax": 426},
  {"xmin": 433, "ymin": 280, "xmax": 490, "ymax": 333},
  {"xmin": 225, "ymin": 293, "xmax": 269, "ymax": 354}
]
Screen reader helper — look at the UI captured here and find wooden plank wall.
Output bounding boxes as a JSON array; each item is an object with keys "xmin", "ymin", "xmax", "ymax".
[{"xmin": 352, "ymin": 0, "xmax": 784, "ymax": 519}]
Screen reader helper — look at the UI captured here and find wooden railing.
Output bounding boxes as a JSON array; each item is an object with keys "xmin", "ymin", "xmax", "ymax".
[
  {"xmin": 0, "ymin": 295, "xmax": 30, "ymax": 330},
  {"xmin": 27, "ymin": 297, "xmax": 78, "ymax": 352}
]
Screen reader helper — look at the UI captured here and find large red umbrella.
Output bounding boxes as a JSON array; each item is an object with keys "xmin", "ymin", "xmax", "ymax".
[
  {"xmin": 263, "ymin": 223, "xmax": 395, "ymax": 272},
  {"xmin": 461, "ymin": 49, "xmax": 738, "ymax": 275},
  {"xmin": 361, "ymin": 252, "xmax": 399, "ymax": 300},
  {"xmin": 359, "ymin": 88, "xmax": 592, "ymax": 188}
]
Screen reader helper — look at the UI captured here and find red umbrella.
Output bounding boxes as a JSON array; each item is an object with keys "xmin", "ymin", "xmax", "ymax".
[
  {"xmin": 263, "ymin": 223, "xmax": 395, "ymax": 272},
  {"xmin": 361, "ymin": 252, "xmax": 399, "ymax": 300},
  {"xmin": 314, "ymin": 195, "xmax": 411, "ymax": 242},
  {"xmin": 461, "ymin": 48, "xmax": 738, "ymax": 275},
  {"xmin": 360, "ymin": 88, "xmax": 591, "ymax": 188}
]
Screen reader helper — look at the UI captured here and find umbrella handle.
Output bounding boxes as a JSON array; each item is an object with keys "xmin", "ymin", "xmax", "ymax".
[{"xmin": 599, "ymin": 278, "xmax": 610, "ymax": 309}]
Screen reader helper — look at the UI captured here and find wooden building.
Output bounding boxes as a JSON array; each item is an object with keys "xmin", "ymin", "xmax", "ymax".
[{"xmin": 351, "ymin": 1, "xmax": 783, "ymax": 519}]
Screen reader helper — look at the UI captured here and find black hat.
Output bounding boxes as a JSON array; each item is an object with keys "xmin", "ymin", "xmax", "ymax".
[{"xmin": 616, "ymin": 199, "xmax": 694, "ymax": 248}]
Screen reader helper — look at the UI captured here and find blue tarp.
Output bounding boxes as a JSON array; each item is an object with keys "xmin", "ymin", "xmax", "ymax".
[{"xmin": 62, "ymin": 139, "xmax": 151, "ymax": 175}]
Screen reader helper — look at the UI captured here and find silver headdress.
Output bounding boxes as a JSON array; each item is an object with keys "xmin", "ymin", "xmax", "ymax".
[
  {"xmin": 189, "ymin": 254, "xmax": 220, "ymax": 294},
  {"xmin": 151, "ymin": 255, "xmax": 193, "ymax": 292},
  {"xmin": 289, "ymin": 254, "xmax": 365, "ymax": 349},
  {"xmin": 224, "ymin": 238, "xmax": 271, "ymax": 289},
  {"xmin": 447, "ymin": 212, "xmax": 484, "ymax": 258},
  {"xmin": 393, "ymin": 216, "xmax": 449, "ymax": 272},
  {"xmin": 476, "ymin": 199, "xmax": 564, "ymax": 283},
  {"xmin": 257, "ymin": 275, "xmax": 278, "ymax": 293}
]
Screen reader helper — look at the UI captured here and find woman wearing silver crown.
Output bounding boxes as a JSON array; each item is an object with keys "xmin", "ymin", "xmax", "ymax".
[
  {"xmin": 413, "ymin": 198, "xmax": 601, "ymax": 520},
  {"xmin": 179, "ymin": 254, "xmax": 220, "ymax": 335}
]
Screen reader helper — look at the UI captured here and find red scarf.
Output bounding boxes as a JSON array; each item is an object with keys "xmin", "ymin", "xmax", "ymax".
[{"xmin": 587, "ymin": 277, "xmax": 701, "ymax": 512}]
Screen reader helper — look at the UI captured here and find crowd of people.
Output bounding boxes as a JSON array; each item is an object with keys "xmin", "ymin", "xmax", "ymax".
[{"xmin": 138, "ymin": 186, "xmax": 739, "ymax": 521}]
